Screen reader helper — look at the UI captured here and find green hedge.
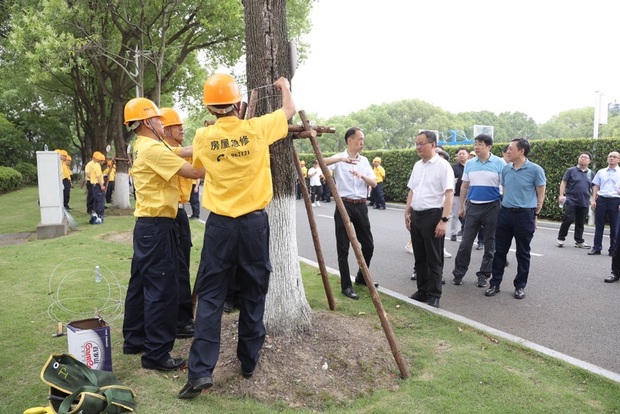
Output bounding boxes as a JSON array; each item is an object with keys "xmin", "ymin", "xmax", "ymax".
[
  {"xmin": 299, "ymin": 137, "xmax": 620, "ymax": 220},
  {"xmin": 14, "ymin": 162, "xmax": 37, "ymax": 185},
  {"xmin": 0, "ymin": 166, "xmax": 23, "ymax": 192}
]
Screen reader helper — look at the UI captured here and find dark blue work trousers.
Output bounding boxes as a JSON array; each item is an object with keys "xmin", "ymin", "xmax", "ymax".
[
  {"xmin": 490, "ymin": 207, "xmax": 536, "ymax": 289},
  {"xmin": 188, "ymin": 210, "xmax": 271, "ymax": 379},
  {"xmin": 123, "ymin": 217, "xmax": 180, "ymax": 365},
  {"xmin": 175, "ymin": 208, "xmax": 194, "ymax": 328}
]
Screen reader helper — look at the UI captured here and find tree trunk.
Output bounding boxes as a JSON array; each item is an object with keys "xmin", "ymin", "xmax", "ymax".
[{"xmin": 244, "ymin": 0, "xmax": 312, "ymax": 335}]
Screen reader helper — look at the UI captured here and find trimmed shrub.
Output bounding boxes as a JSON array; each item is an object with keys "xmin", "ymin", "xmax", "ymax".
[
  {"xmin": 14, "ymin": 162, "xmax": 37, "ymax": 185},
  {"xmin": 0, "ymin": 166, "xmax": 23, "ymax": 192}
]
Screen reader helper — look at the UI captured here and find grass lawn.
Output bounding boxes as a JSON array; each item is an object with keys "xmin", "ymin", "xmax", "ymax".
[{"xmin": 1, "ymin": 185, "xmax": 619, "ymax": 413}]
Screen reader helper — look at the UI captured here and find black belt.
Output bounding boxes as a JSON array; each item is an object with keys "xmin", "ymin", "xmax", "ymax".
[
  {"xmin": 342, "ymin": 197, "xmax": 366, "ymax": 204},
  {"xmin": 136, "ymin": 217, "xmax": 174, "ymax": 223},
  {"xmin": 502, "ymin": 207, "xmax": 535, "ymax": 212}
]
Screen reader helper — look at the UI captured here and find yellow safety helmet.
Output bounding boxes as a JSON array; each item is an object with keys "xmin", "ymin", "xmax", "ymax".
[
  {"xmin": 373, "ymin": 157, "xmax": 381, "ymax": 163},
  {"xmin": 124, "ymin": 97, "xmax": 162, "ymax": 125},
  {"xmin": 300, "ymin": 160, "xmax": 306, "ymax": 165},
  {"xmin": 93, "ymin": 151, "xmax": 105, "ymax": 161},
  {"xmin": 54, "ymin": 149, "xmax": 68, "ymax": 157},
  {"xmin": 159, "ymin": 107, "xmax": 183, "ymax": 127},
  {"xmin": 203, "ymin": 74, "xmax": 242, "ymax": 107}
]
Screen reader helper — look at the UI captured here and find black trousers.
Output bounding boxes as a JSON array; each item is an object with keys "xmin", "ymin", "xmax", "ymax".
[
  {"xmin": 86, "ymin": 182, "xmax": 93, "ymax": 213},
  {"xmin": 410, "ymin": 208, "xmax": 444, "ymax": 298},
  {"xmin": 334, "ymin": 202, "xmax": 374, "ymax": 289},
  {"xmin": 92, "ymin": 184, "xmax": 105, "ymax": 217},
  {"xmin": 62, "ymin": 178, "xmax": 71, "ymax": 208},
  {"xmin": 105, "ymin": 181, "xmax": 115, "ymax": 203},
  {"xmin": 189, "ymin": 184, "xmax": 201, "ymax": 218},
  {"xmin": 175, "ymin": 208, "xmax": 194, "ymax": 328},
  {"xmin": 123, "ymin": 217, "xmax": 180, "ymax": 364},
  {"xmin": 188, "ymin": 210, "xmax": 271, "ymax": 379}
]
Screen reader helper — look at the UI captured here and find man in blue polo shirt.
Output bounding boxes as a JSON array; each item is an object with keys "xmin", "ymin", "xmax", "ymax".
[
  {"xmin": 485, "ymin": 138, "xmax": 546, "ymax": 300},
  {"xmin": 452, "ymin": 134, "xmax": 506, "ymax": 288}
]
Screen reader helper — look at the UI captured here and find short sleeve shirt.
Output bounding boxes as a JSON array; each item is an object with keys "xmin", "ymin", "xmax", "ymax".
[
  {"xmin": 407, "ymin": 154, "xmax": 455, "ymax": 211},
  {"xmin": 501, "ymin": 159, "xmax": 546, "ymax": 208},
  {"xmin": 328, "ymin": 150, "xmax": 376, "ymax": 199}
]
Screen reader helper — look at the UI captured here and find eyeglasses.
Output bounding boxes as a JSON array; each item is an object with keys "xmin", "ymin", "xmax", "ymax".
[{"xmin": 415, "ymin": 141, "xmax": 430, "ymax": 147}]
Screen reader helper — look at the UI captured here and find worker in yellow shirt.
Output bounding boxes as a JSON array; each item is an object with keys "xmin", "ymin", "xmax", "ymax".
[
  {"xmin": 89, "ymin": 151, "xmax": 106, "ymax": 224},
  {"xmin": 104, "ymin": 159, "xmax": 116, "ymax": 204},
  {"xmin": 296, "ymin": 160, "xmax": 307, "ymax": 199},
  {"xmin": 84, "ymin": 155, "xmax": 95, "ymax": 214},
  {"xmin": 371, "ymin": 157, "xmax": 386, "ymax": 210},
  {"xmin": 189, "ymin": 179, "xmax": 201, "ymax": 219},
  {"xmin": 63, "ymin": 155, "xmax": 73, "ymax": 210},
  {"xmin": 160, "ymin": 107, "xmax": 195, "ymax": 339},
  {"xmin": 122, "ymin": 97, "xmax": 204, "ymax": 373},
  {"xmin": 179, "ymin": 74, "xmax": 296, "ymax": 398}
]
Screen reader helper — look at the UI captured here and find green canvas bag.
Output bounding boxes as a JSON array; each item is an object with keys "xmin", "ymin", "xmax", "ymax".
[{"xmin": 24, "ymin": 354, "xmax": 136, "ymax": 414}]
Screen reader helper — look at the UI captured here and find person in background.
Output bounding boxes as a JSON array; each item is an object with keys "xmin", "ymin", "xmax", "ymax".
[
  {"xmin": 122, "ymin": 97, "xmax": 204, "ymax": 373},
  {"xmin": 104, "ymin": 159, "xmax": 116, "ymax": 204},
  {"xmin": 371, "ymin": 157, "xmax": 386, "ymax": 210},
  {"xmin": 296, "ymin": 160, "xmax": 307, "ymax": 200},
  {"xmin": 556, "ymin": 152, "xmax": 594, "ymax": 249},
  {"xmin": 588, "ymin": 151, "xmax": 620, "ymax": 256},
  {"xmin": 436, "ymin": 149, "xmax": 453, "ymax": 260},
  {"xmin": 84, "ymin": 154, "xmax": 95, "ymax": 214},
  {"xmin": 189, "ymin": 179, "xmax": 201, "ymax": 219},
  {"xmin": 485, "ymin": 138, "xmax": 546, "ymax": 300},
  {"xmin": 307, "ymin": 160, "xmax": 323, "ymax": 207},
  {"xmin": 56, "ymin": 149, "xmax": 73, "ymax": 211},
  {"xmin": 406, "ymin": 131, "xmax": 454, "ymax": 308},
  {"xmin": 450, "ymin": 148, "xmax": 469, "ymax": 240},
  {"xmin": 325, "ymin": 127, "xmax": 378, "ymax": 300},
  {"xmin": 89, "ymin": 151, "xmax": 107, "ymax": 224},
  {"xmin": 180, "ymin": 74, "xmax": 295, "ymax": 398},
  {"xmin": 160, "ymin": 106, "xmax": 196, "ymax": 340}
]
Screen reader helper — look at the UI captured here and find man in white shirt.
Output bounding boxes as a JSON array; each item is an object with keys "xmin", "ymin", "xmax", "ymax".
[
  {"xmin": 589, "ymin": 151, "xmax": 620, "ymax": 255},
  {"xmin": 307, "ymin": 160, "xmax": 323, "ymax": 207},
  {"xmin": 404, "ymin": 131, "xmax": 455, "ymax": 308},
  {"xmin": 325, "ymin": 127, "xmax": 377, "ymax": 300}
]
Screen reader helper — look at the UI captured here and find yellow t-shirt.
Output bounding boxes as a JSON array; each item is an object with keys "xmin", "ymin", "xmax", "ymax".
[
  {"xmin": 374, "ymin": 165, "xmax": 385, "ymax": 183},
  {"xmin": 193, "ymin": 110, "xmax": 288, "ymax": 218},
  {"xmin": 132, "ymin": 136, "xmax": 188, "ymax": 218},
  {"xmin": 103, "ymin": 165, "xmax": 116, "ymax": 182},
  {"xmin": 301, "ymin": 166, "xmax": 307, "ymax": 178},
  {"xmin": 61, "ymin": 162, "xmax": 72, "ymax": 180},
  {"xmin": 89, "ymin": 162, "xmax": 103, "ymax": 185},
  {"xmin": 84, "ymin": 161, "xmax": 94, "ymax": 183},
  {"xmin": 169, "ymin": 147, "xmax": 194, "ymax": 204}
]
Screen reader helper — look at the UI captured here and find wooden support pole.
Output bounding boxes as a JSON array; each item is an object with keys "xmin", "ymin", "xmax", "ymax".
[
  {"xmin": 298, "ymin": 110, "xmax": 410, "ymax": 379},
  {"xmin": 292, "ymin": 147, "xmax": 336, "ymax": 311}
]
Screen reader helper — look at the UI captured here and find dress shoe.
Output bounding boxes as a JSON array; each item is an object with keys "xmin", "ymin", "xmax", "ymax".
[
  {"xmin": 604, "ymin": 273, "xmax": 620, "ymax": 283},
  {"xmin": 514, "ymin": 287, "xmax": 525, "ymax": 299},
  {"xmin": 427, "ymin": 297, "xmax": 440, "ymax": 308},
  {"xmin": 341, "ymin": 287, "xmax": 359, "ymax": 300},
  {"xmin": 452, "ymin": 277, "xmax": 463, "ymax": 285},
  {"xmin": 178, "ymin": 377, "xmax": 213, "ymax": 399},
  {"xmin": 450, "ymin": 234, "xmax": 457, "ymax": 241},
  {"xmin": 223, "ymin": 300, "xmax": 234, "ymax": 313},
  {"xmin": 476, "ymin": 276, "xmax": 489, "ymax": 288},
  {"xmin": 484, "ymin": 285, "xmax": 500, "ymax": 297},
  {"xmin": 176, "ymin": 324, "xmax": 194, "ymax": 338},
  {"xmin": 587, "ymin": 250, "xmax": 601, "ymax": 255},
  {"xmin": 409, "ymin": 291, "xmax": 429, "ymax": 302},
  {"xmin": 142, "ymin": 357, "xmax": 185, "ymax": 372},
  {"xmin": 476, "ymin": 242, "xmax": 484, "ymax": 250}
]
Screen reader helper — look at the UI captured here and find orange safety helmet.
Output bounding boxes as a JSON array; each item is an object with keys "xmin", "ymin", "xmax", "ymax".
[
  {"xmin": 93, "ymin": 151, "xmax": 105, "ymax": 161},
  {"xmin": 124, "ymin": 97, "xmax": 162, "ymax": 125},
  {"xmin": 203, "ymin": 74, "xmax": 242, "ymax": 106},
  {"xmin": 159, "ymin": 107, "xmax": 183, "ymax": 127}
]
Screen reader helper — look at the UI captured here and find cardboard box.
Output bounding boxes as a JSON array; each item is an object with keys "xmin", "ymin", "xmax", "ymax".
[{"xmin": 67, "ymin": 318, "xmax": 112, "ymax": 371}]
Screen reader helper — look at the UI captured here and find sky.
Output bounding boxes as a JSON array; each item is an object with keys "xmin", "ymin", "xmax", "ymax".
[{"xmin": 292, "ymin": 0, "xmax": 620, "ymax": 124}]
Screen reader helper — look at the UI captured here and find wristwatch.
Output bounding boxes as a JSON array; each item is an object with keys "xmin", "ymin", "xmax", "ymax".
[{"xmin": 441, "ymin": 216, "xmax": 450, "ymax": 223}]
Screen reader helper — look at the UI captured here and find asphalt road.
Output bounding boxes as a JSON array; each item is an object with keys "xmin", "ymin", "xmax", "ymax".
[{"xmin": 293, "ymin": 199, "xmax": 620, "ymax": 375}]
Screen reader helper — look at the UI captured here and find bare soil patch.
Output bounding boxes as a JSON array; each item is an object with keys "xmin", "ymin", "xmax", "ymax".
[{"xmin": 176, "ymin": 310, "xmax": 400, "ymax": 410}]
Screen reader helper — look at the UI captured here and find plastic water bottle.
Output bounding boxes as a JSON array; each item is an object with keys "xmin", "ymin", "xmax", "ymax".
[{"xmin": 95, "ymin": 266, "xmax": 102, "ymax": 283}]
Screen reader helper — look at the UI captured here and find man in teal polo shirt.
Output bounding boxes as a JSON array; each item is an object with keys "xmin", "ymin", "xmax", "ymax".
[{"xmin": 485, "ymin": 138, "xmax": 546, "ymax": 300}]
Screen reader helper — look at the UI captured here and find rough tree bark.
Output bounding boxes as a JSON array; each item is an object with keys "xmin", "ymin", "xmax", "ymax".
[{"xmin": 243, "ymin": 0, "xmax": 312, "ymax": 335}]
